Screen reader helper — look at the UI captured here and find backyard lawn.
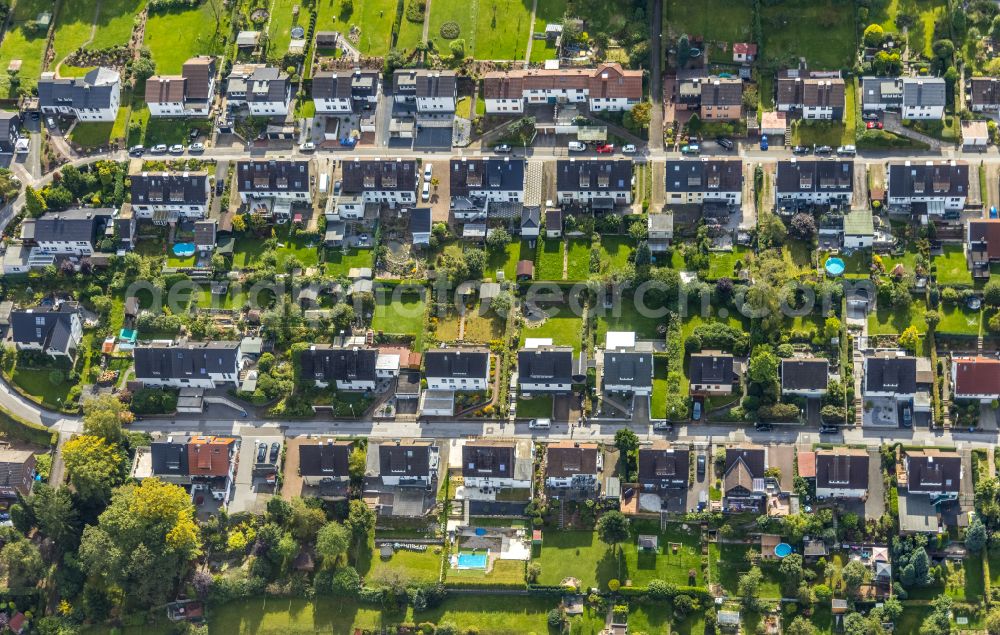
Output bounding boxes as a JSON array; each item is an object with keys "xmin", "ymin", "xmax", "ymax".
[
  {"xmin": 446, "ymin": 558, "xmax": 525, "ymax": 586},
  {"xmin": 538, "ymin": 239, "xmax": 564, "ymax": 281},
  {"xmin": 876, "ymin": 0, "xmax": 946, "ymax": 59},
  {"xmin": 518, "ymin": 307, "xmax": 583, "ymax": 353},
  {"xmin": 0, "ymin": 0, "xmax": 52, "ymax": 94},
  {"xmin": 144, "ymin": 0, "xmax": 229, "ymax": 73},
  {"xmin": 427, "ymin": 0, "xmax": 531, "ymax": 60},
  {"xmin": 324, "ymin": 248, "xmax": 374, "ymax": 277},
  {"xmin": 534, "ymin": 530, "xmax": 623, "ymax": 590},
  {"xmin": 371, "ymin": 290, "xmax": 427, "ymax": 349},
  {"xmin": 934, "ymin": 245, "xmax": 972, "ymax": 286},
  {"xmin": 936, "ymin": 305, "xmax": 981, "ymax": 337},
  {"xmin": 314, "ymin": 0, "xmax": 398, "ymax": 56},
  {"xmin": 620, "ymin": 521, "xmax": 704, "ymax": 587},
  {"xmin": 663, "ymin": 0, "xmax": 753, "ymax": 42},
  {"xmin": 275, "ymin": 232, "xmax": 321, "ymax": 271},
  {"xmin": 233, "ymin": 236, "xmax": 268, "ymax": 268},
  {"xmin": 651, "ymin": 357, "xmax": 668, "ymax": 419},
  {"xmin": 52, "ymin": 0, "xmax": 142, "ymax": 73},
  {"xmin": 9, "ymin": 365, "xmax": 75, "ymax": 410},
  {"xmin": 708, "ymin": 543, "xmax": 782, "ymax": 598},
  {"xmin": 487, "ymin": 241, "xmax": 532, "ymax": 281},
  {"xmin": 566, "ymin": 239, "xmax": 592, "ymax": 280},
  {"xmin": 867, "ymin": 296, "xmax": 928, "ymax": 336},
  {"xmin": 363, "ymin": 547, "xmax": 442, "ymax": 585},
  {"xmin": 706, "ymin": 247, "xmax": 748, "ymax": 280},
  {"xmin": 596, "ymin": 298, "xmax": 667, "ymax": 342},
  {"xmin": 598, "ymin": 236, "xmax": 634, "ymax": 271},
  {"xmin": 758, "ymin": 0, "xmax": 856, "ymax": 68}
]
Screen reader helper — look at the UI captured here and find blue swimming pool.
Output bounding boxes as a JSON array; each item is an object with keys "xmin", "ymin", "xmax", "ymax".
[
  {"xmin": 824, "ymin": 257, "xmax": 845, "ymax": 277},
  {"xmin": 775, "ymin": 543, "xmax": 793, "ymax": 558},
  {"xmin": 173, "ymin": 242, "xmax": 196, "ymax": 257},
  {"xmin": 456, "ymin": 552, "xmax": 488, "ymax": 569}
]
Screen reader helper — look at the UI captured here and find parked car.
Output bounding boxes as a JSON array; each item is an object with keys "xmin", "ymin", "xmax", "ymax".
[
  {"xmin": 421, "ymin": 181, "xmax": 430, "ymax": 201},
  {"xmin": 269, "ymin": 442, "xmax": 280, "ymax": 463},
  {"xmin": 189, "ymin": 142, "xmax": 205, "ymax": 152},
  {"xmin": 299, "ymin": 142, "xmax": 316, "ymax": 152},
  {"xmin": 862, "ymin": 112, "xmax": 880, "ymax": 121},
  {"xmin": 596, "ymin": 143, "xmax": 614, "ymax": 153},
  {"xmin": 697, "ymin": 455, "xmax": 706, "ymax": 478},
  {"xmin": 424, "ymin": 163, "xmax": 433, "ymax": 182},
  {"xmin": 716, "ymin": 137, "xmax": 734, "ymax": 150},
  {"xmin": 653, "ymin": 421, "xmax": 673, "ymax": 431},
  {"xmin": 837, "ymin": 145, "xmax": 856, "ymax": 156},
  {"xmin": 815, "ymin": 145, "xmax": 833, "ymax": 154},
  {"xmin": 128, "ymin": 145, "xmax": 145, "ymax": 156},
  {"xmin": 151, "ymin": 144, "xmax": 168, "ymax": 154},
  {"xmin": 493, "ymin": 143, "xmax": 512, "ymax": 153},
  {"xmin": 754, "ymin": 423, "xmax": 773, "ymax": 432},
  {"xmin": 528, "ymin": 418, "xmax": 551, "ymax": 429},
  {"xmin": 256, "ymin": 443, "xmax": 266, "ymax": 463},
  {"xmin": 902, "ymin": 406, "xmax": 912, "ymax": 427},
  {"xmin": 866, "ymin": 121, "xmax": 883, "ymax": 130},
  {"xmin": 991, "ymin": 206, "xmax": 998, "ymax": 219},
  {"xmin": 168, "ymin": 144, "xmax": 185, "ymax": 154},
  {"xmin": 622, "ymin": 144, "xmax": 637, "ymax": 154},
  {"xmin": 333, "ymin": 180, "xmax": 342, "ymax": 196},
  {"xmin": 792, "ymin": 145, "xmax": 809, "ymax": 155},
  {"xmin": 680, "ymin": 144, "xmax": 700, "ymax": 155},
  {"xmin": 819, "ymin": 425, "xmax": 839, "ymax": 434},
  {"xmin": 759, "ymin": 135, "xmax": 768, "ymax": 151},
  {"xmin": 568, "ymin": 141, "xmax": 587, "ymax": 152},
  {"xmin": 692, "ymin": 401, "xmax": 702, "ymax": 421}
]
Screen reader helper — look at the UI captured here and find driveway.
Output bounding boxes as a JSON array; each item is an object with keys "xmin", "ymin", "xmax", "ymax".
[
  {"xmin": 806, "ymin": 398, "xmax": 822, "ymax": 427},
  {"xmin": 685, "ymin": 444, "xmax": 710, "ymax": 513},
  {"xmin": 864, "ymin": 448, "xmax": 886, "ymax": 520}
]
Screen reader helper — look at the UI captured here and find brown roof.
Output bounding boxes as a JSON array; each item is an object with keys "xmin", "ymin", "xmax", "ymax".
[
  {"xmin": 516, "ymin": 259, "xmax": 534, "ymax": 277},
  {"xmin": 733, "ymin": 42, "xmax": 757, "ymax": 56},
  {"xmin": 145, "ymin": 76, "xmax": 186, "ymax": 103},
  {"xmin": 482, "ymin": 63, "xmax": 642, "ymax": 100},
  {"xmin": 815, "ymin": 448, "xmax": 868, "ymax": 491},
  {"xmin": 777, "ymin": 77, "xmax": 845, "ymax": 109},
  {"xmin": 797, "ymin": 451, "xmax": 816, "ymax": 478},
  {"xmin": 546, "ymin": 441, "xmax": 599, "ymax": 478},
  {"xmin": 187, "ymin": 436, "xmax": 235, "ymax": 477},
  {"xmin": 701, "ymin": 78, "xmax": 743, "ymax": 106},
  {"xmin": 953, "ymin": 356, "xmax": 1000, "ymax": 396},
  {"xmin": 969, "ymin": 219, "xmax": 1000, "ymax": 260},
  {"xmin": 970, "ymin": 77, "xmax": 1000, "ymax": 108},
  {"xmin": 182, "ymin": 56, "xmax": 216, "ymax": 100}
]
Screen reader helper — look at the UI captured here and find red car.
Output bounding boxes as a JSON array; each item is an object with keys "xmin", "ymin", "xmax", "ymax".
[
  {"xmin": 596, "ymin": 143, "xmax": 614, "ymax": 153},
  {"xmin": 866, "ymin": 121, "xmax": 883, "ymax": 130}
]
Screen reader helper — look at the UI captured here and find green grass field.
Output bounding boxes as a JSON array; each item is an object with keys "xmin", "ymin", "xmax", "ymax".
[
  {"xmin": 364, "ymin": 547, "xmax": 442, "ymax": 585},
  {"xmin": 534, "ymin": 530, "xmax": 623, "ymax": 590},
  {"xmin": 371, "ymin": 291, "xmax": 427, "ymax": 349},
  {"xmin": 596, "ymin": 299, "xmax": 666, "ymax": 341},
  {"xmin": 566, "ymin": 238, "xmax": 592, "ymax": 280},
  {"xmin": 446, "ymin": 558, "xmax": 525, "ymax": 585},
  {"xmin": 934, "ymin": 245, "xmax": 973, "ymax": 286},
  {"xmin": 877, "ymin": 0, "xmax": 947, "ymax": 59},
  {"xmin": 651, "ymin": 357, "xmax": 668, "ymax": 419},
  {"xmin": 51, "ymin": 0, "xmax": 99, "ymax": 70},
  {"xmin": 598, "ymin": 236, "xmax": 634, "ymax": 271},
  {"xmin": 275, "ymin": 232, "xmax": 321, "ymax": 271},
  {"xmin": 759, "ymin": 0, "xmax": 856, "ymax": 68},
  {"xmin": 233, "ymin": 236, "xmax": 268, "ymax": 268},
  {"xmin": 515, "ymin": 394, "xmax": 552, "ymax": 418},
  {"xmin": 325, "ymin": 248, "xmax": 374, "ymax": 277},
  {"xmin": 52, "ymin": 0, "xmax": 142, "ymax": 74},
  {"xmin": 0, "ymin": 0, "xmax": 52, "ymax": 94},
  {"xmin": 620, "ymin": 521, "xmax": 704, "ymax": 587},
  {"xmin": 144, "ymin": 0, "xmax": 229, "ymax": 73},
  {"xmin": 706, "ymin": 247, "xmax": 748, "ymax": 280},
  {"xmin": 868, "ymin": 296, "xmax": 928, "ymax": 336},
  {"xmin": 315, "ymin": 0, "xmax": 398, "ymax": 56},
  {"xmin": 9, "ymin": 365, "xmax": 75, "ymax": 409},
  {"xmin": 937, "ymin": 305, "xmax": 981, "ymax": 336},
  {"xmin": 518, "ymin": 307, "xmax": 583, "ymax": 354},
  {"xmin": 664, "ymin": 0, "xmax": 753, "ymax": 42},
  {"xmin": 708, "ymin": 543, "xmax": 782, "ymax": 598},
  {"xmin": 538, "ymin": 239, "xmax": 564, "ymax": 281},
  {"xmin": 426, "ymin": 0, "xmax": 532, "ymax": 60},
  {"xmin": 487, "ymin": 241, "xmax": 532, "ymax": 282}
]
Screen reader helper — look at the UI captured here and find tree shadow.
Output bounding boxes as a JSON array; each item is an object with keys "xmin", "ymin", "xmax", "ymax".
[{"xmin": 596, "ymin": 545, "xmax": 627, "ymax": 588}]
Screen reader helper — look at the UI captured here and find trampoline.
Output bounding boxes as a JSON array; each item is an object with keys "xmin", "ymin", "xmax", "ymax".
[
  {"xmin": 456, "ymin": 552, "xmax": 488, "ymax": 569},
  {"xmin": 173, "ymin": 242, "xmax": 196, "ymax": 257},
  {"xmin": 774, "ymin": 543, "xmax": 793, "ymax": 558},
  {"xmin": 824, "ymin": 257, "xmax": 845, "ymax": 277}
]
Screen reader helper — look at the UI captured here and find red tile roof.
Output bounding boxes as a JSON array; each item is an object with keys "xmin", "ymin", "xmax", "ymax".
[
  {"xmin": 953, "ymin": 356, "xmax": 1000, "ymax": 397},
  {"xmin": 482, "ymin": 63, "xmax": 642, "ymax": 100},
  {"xmin": 969, "ymin": 219, "xmax": 1000, "ymax": 260},
  {"xmin": 797, "ymin": 451, "xmax": 816, "ymax": 478},
  {"xmin": 187, "ymin": 436, "xmax": 235, "ymax": 477},
  {"xmin": 733, "ymin": 43, "xmax": 757, "ymax": 56}
]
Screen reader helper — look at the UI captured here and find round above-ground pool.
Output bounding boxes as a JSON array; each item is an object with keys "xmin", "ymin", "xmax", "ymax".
[
  {"xmin": 173, "ymin": 242, "xmax": 196, "ymax": 257},
  {"xmin": 774, "ymin": 543, "xmax": 793, "ymax": 558},
  {"xmin": 825, "ymin": 257, "xmax": 846, "ymax": 277}
]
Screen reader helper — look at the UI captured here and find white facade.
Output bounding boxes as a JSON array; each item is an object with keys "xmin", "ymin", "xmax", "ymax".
[
  {"xmin": 803, "ymin": 105, "xmax": 835, "ymax": 120},
  {"xmin": 314, "ymin": 96, "xmax": 351, "ymax": 114},
  {"xmin": 545, "ymin": 473, "xmax": 598, "ymax": 490},
  {"xmin": 556, "ymin": 189, "xmax": 632, "ymax": 205},
  {"xmin": 844, "ymin": 232, "xmax": 873, "ymax": 249},
  {"xmin": 248, "ymin": 97, "xmax": 289, "ymax": 117},
  {"xmin": 148, "ymin": 100, "xmax": 184, "ymax": 117},
  {"xmin": 35, "ymin": 239, "xmax": 96, "ymax": 257},
  {"xmin": 902, "ymin": 103, "xmax": 944, "ymax": 120},
  {"xmin": 816, "ymin": 483, "xmax": 867, "ymax": 499},
  {"xmin": 519, "ymin": 379, "xmax": 572, "ymax": 394},
  {"xmin": 667, "ymin": 189, "xmax": 741, "ymax": 205},
  {"xmin": 416, "ymin": 95, "xmax": 455, "ymax": 112},
  {"xmin": 427, "ymin": 372, "xmax": 489, "ymax": 392},
  {"xmin": 15, "ymin": 314, "xmax": 82, "ymax": 359},
  {"xmin": 133, "ymin": 202, "xmax": 208, "ymax": 223}
]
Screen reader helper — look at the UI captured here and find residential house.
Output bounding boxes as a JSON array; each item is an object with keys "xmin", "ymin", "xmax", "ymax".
[
  {"xmin": 545, "ymin": 441, "xmax": 601, "ymax": 493},
  {"xmin": 860, "ymin": 76, "xmax": 905, "ymax": 112},
  {"xmin": 647, "ymin": 213, "xmax": 673, "ymax": 252},
  {"xmin": 902, "ymin": 77, "xmax": 946, "ymax": 120},
  {"xmin": 689, "ymin": 353, "xmax": 739, "ymax": 396},
  {"xmin": 298, "ymin": 439, "xmax": 353, "ymax": 486},
  {"xmin": 38, "ymin": 67, "xmax": 121, "ymax": 121},
  {"xmin": 546, "ymin": 209, "xmax": 563, "ymax": 238},
  {"xmin": 0, "ymin": 449, "xmax": 37, "ymax": 500},
  {"xmin": 969, "ymin": 77, "xmax": 1000, "ymax": 112},
  {"xmin": 520, "ymin": 206, "xmax": 540, "ymax": 238},
  {"xmin": 864, "ymin": 353, "xmax": 928, "ymax": 426},
  {"xmin": 236, "ymin": 160, "xmax": 310, "ymax": 223},
  {"xmin": 886, "ymin": 161, "xmax": 968, "ymax": 215},
  {"xmin": 969, "ymin": 219, "xmax": 1000, "ymax": 279},
  {"xmin": 312, "ymin": 70, "xmax": 381, "ymax": 114},
  {"xmin": 337, "ymin": 158, "xmax": 417, "ymax": 216},
  {"xmin": 10, "ymin": 304, "xmax": 83, "ymax": 361},
  {"xmin": 638, "ymin": 444, "xmax": 689, "ymax": 492},
  {"xmin": 775, "ymin": 159, "xmax": 854, "ymax": 207},
  {"xmin": 555, "ymin": 159, "xmax": 633, "ymax": 209},
  {"xmin": 410, "ymin": 207, "xmax": 432, "ymax": 246},
  {"xmin": 130, "ymin": 171, "xmax": 210, "ymax": 223},
  {"xmin": 462, "ymin": 440, "xmax": 531, "ymax": 490},
  {"xmin": 844, "ymin": 209, "xmax": 875, "ymax": 249},
  {"xmin": 133, "ymin": 341, "xmax": 244, "ymax": 389},
  {"xmin": 664, "ymin": 159, "xmax": 742, "ymax": 206},
  {"xmin": 424, "ymin": 348, "xmax": 490, "ymax": 391},
  {"xmin": 299, "ymin": 345, "xmax": 378, "ymax": 390},
  {"xmin": 700, "ymin": 77, "xmax": 742, "ymax": 120},
  {"xmin": 20, "ymin": 208, "xmax": 114, "ymax": 257},
  {"xmin": 393, "ymin": 69, "xmax": 457, "ymax": 112},
  {"xmin": 602, "ymin": 350, "xmax": 653, "ymax": 395},
  {"xmin": 815, "ymin": 448, "xmax": 869, "ymax": 499},
  {"xmin": 518, "ymin": 346, "xmax": 576, "ymax": 394},
  {"xmin": 780, "ymin": 358, "xmax": 829, "ymax": 397},
  {"xmin": 449, "ymin": 158, "xmax": 525, "ymax": 202},
  {"xmin": 194, "ymin": 220, "xmax": 217, "ymax": 252},
  {"xmin": 961, "ymin": 120, "xmax": 989, "ymax": 148},
  {"xmin": 145, "ymin": 56, "xmax": 217, "ymax": 117},
  {"xmin": 188, "ymin": 436, "xmax": 237, "ymax": 485},
  {"xmin": 114, "ymin": 206, "xmax": 136, "ymax": 252},
  {"xmin": 0, "ymin": 111, "xmax": 26, "ymax": 153},
  {"xmin": 904, "ymin": 449, "xmax": 961, "ymax": 500},
  {"xmin": 371, "ymin": 440, "xmax": 439, "ymax": 487},
  {"xmin": 229, "ymin": 66, "xmax": 290, "ymax": 116},
  {"xmin": 951, "ymin": 356, "xmax": 1000, "ymax": 402},
  {"xmin": 723, "ymin": 446, "xmax": 767, "ymax": 512},
  {"xmin": 776, "ymin": 74, "xmax": 846, "ymax": 120},
  {"xmin": 733, "ymin": 43, "xmax": 757, "ymax": 63},
  {"xmin": 481, "ymin": 63, "xmax": 643, "ymax": 114}
]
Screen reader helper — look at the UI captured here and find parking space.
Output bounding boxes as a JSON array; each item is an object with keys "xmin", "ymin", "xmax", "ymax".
[
  {"xmin": 685, "ymin": 445, "xmax": 710, "ymax": 513},
  {"xmin": 865, "ymin": 449, "xmax": 886, "ymax": 520},
  {"xmin": 425, "ymin": 158, "xmax": 451, "ymax": 222}
]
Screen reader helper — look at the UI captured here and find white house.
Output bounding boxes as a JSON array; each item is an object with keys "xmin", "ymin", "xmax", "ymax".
[
  {"xmin": 20, "ymin": 208, "xmax": 114, "ymax": 256},
  {"xmin": 393, "ymin": 69, "xmax": 457, "ymax": 112},
  {"xmin": 424, "ymin": 348, "xmax": 490, "ymax": 391},
  {"xmin": 886, "ymin": 161, "xmax": 968, "ymax": 214},
  {"xmin": 335, "ymin": 158, "xmax": 417, "ymax": 218},
  {"xmin": 775, "ymin": 160, "xmax": 854, "ymax": 207},
  {"xmin": 780, "ymin": 358, "xmax": 829, "ymax": 397},
  {"xmin": 10, "ymin": 304, "xmax": 83, "ymax": 362},
  {"xmin": 518, "ymin": 346, "xmax": 575, "ymax": 394},
  {"xmin": 38, "ymin": 68, "xmax": 121, "ymax": 122},
  {"xmin": 843, "ymin": 209, "xmax": 875, "ymax": 249},
  {"xmin": 449, "ymin": 158, "xmax": 525, "ymax": 202},
  {"xmin": 130, "ymin": 171, "xmax": 210, "ymax": 223},
  {"xmin": 776, "ymin": 74, "xmax": 845, "ymax": 121},
  {"xmin": 371, "ymin": 440, "xmax": 439, "ymax": 487},
  {"xmin": 482, "ymin": 63, "xmax": 643, "ymax": 114},
  {"xmin": 299, "ymin": 345, "xmax": 378, "ymax": 391},
  {"xmin": 815, "ymin": 449, "xmax": 869, "ymax": 499},
  {"xmin": 226, "ymin": 66, "xmax": 290, "ymax": 116},
  {"xmin": 236, "ymin": 159, "xmax": 311, "ymax": 204},
  {"xmin": 145, "ymin": 56, "xmax": 216, "ymax": 117},
  {"xmin": 461, "ymin": 440, "xmax": 531, "ymax": 490},
  {"xmin": 312, "ymin": 70, "xmax": 380, "ymax": 114},
  {"xmin": 951, "ymin": 356, "xmax": 1000, "ymax": 402},
  {"xmin": 133, "ymin": 341, "xmax": 244, "ymax": 389},
  {"xmin": 902, "ymin": 77, "xmax": 946, "ymax": 120},
  {"xmin": 545, "ymin": 441, "xmax": 601, "ymax": 492},
  {"xmin": 665, "ymin": 159, "xmax": 743, "ymax": 206},
  {"xmin": 555, "ymin": 160, "xmax": 633, "ymax": 208}
]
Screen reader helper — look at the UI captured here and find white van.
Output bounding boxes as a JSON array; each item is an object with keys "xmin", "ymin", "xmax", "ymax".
[
  {"xmin": 529, "ymin": 418, "xmax": 551, "ymax": 429},
  {"xmin": 421, "ymin": 181, "xmax": 431, "ymax": 201}
]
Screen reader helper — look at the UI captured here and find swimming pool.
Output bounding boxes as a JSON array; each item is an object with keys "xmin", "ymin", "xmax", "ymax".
[
  {"xmin": 456, "ymin": 552, "xmax": 488, "ymax": 569},
  {"xmin": 774, "ymin": 543, "xmax": 793, "ymax": 558},
  {"xmin": 173, "ymin": 242, "xmax": 196, "ymax": 257},
  {"xmin": 824, "ymin": 257, "xmax": 845, "ymax": 277}
]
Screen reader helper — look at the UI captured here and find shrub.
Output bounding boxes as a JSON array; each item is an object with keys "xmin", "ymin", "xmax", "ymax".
[{"xmin": 440, "ymin": 21, "xmax": 460, "ymax": 39}]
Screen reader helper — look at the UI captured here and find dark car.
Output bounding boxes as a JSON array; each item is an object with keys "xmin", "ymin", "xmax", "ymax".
[
  {"xmin": 256, "ymin": 443, "xmax": 266, "ymax": 463},
  {"xmin": 269, "ymin": 442, "xmax": 280, "ymax": 463},
  {"xmin": 697, "ymin": 455, "xmax": 706, "ymax": 478},
  {"xmin": 494, "ymin": 144, "xmax": 512, "ymax": 153},
  {"xmin": 792, "ymin": 145, "xmax": 809, "ymax": 155},
  {"xmin": 716, "ymin": 137, "xmax": 734, "ymax": 150},
  {"xmin": 815, "ymin": 145, "xmax": 833, "ymax": 154},
  {"xmin": 819, "ymin": 425, "xmax": 839, "ymax": 434},
  {"xmin": 754, "ymin": 423, "xmax": 773, "ymax": 432},
  {"xmin": 862, "ymin": 113, "xmax": 880, "ymax": 121}
]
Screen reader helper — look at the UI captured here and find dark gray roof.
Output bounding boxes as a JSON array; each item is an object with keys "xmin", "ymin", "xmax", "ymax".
[
  {"xmin": 236, "ymin": 160, "xmax": 310, "ymax": 194},
  {"xmin": 150, "ymin": 436, "xmax": 191, "ymax": 476},
  {"xmin": 518, "ymin": 347, "xmax": 574, "ymax": 384},
  {"xmin": 545, "ymin": 209, "xmax": 562, "ymax": 231},
  {"xmin": 970, "ymin": 77, "xmax": 1000, "ymax": 109},
  {"xmin": 130, "ymin": 171, "xmax": 209, "ymax": 205},
  {"xmin": 781, "ymin": 358, "xmax": 829, "ymax": 391},
  {"xmin": 816, "ymin": 449, "xmax": 868, "ymax": 491},
  {"xmin": 393, "ymin": 69, "xmax": 456, "ymax": 98},
  {"xmin": 462, "ymin": 441, "xmax": 515, "ymax": 479},
  {"xmin": 378, "ymin": 441, "xmax": 433, "ymax": 477},
  {"xmin": 902, "ymin": 77, "xmax": 946, "ymax": 108},
  {"xmin": 37, "ymin": 67, "xmax": 119, "ymax": 111},
  {"xmin": 410, "ymin": 208, "xmax": 431, "ymax": 234},
  {"xmin": 603, "ymin": 351, "xmax": 653, "ymax": 389},
  {"xmin": 298, "ymin": 440, "xmax": 352, "ymax": 477},
  {"xmin": 776, "ymin": 160, "xmax": 853, "ymax": 194},
  {"xmin": 424, "ymin": 348, "xmax": 489, "ymax": 379},
  {"xmin": 888, "ymin": 162, "xmax": 968, "ymax": 199},
  {"xmin": 10, "ymin": 304, "xmax": 79, "ymax": 354},
  {"xmin": 725, "ymin": 447, "xmax": 766, "ymax": 479},
  {"xmin": 860, "ymin": 76, "xmax": 903, "ymax": 106},
  {"xmin": 638, "ymin": 447, "xmax": 689, "ymax": 487},
  {"xmin": 312, "ymin": 70, "xmax": 380, "ymax": 102},
  {"xmin": 246, "ymin": 66, "xmax": 289, "ymax": 103},
  {"xmin": 906, "ymin": 450, "xmax": 961, "ymax": 494},
  {"xmin": 449, "ymin": 158, "xmax": 525, "ymax": 196},
  {"xmin": 556, "ymin": 160, "xmax": 632, "ymax": 192},
  {"xmin": 865, "ymin": 355, "xmax": 917, "ymax": 393},
  {"xmin": 193, "ymin": 220, "xmax": 216, "ymax": 245},
  {"xmin": 665, "ymin": 159, "xmax": 742, "ymax": 193},
  {"xmin": 23, "ymin": 208, "xmax": 113, "ymax": 244},
  {"xmin": 134, "ymin": 341, "xmax": 240, "ymax": 381},
  {"xmin": 521, "ymin": 206, "xmax": 540, "ymax": 228},
  {"xmin": 341, "ymin": 159, "xmax": 417, "ymax": 193},
  {"xmin": 300, "ymin": 346, "xmax": 377, "ymax": 384},
  {"xmin": 689, "ymin": 354, "xmax": 736, "ymax": 385},
  {"xmin": 700, "ymin": 77, "xmax": 743, "ymax": 106},
  {"xmin": 546, "ymin": 442, "xmax": 599, "ymax": 477}
]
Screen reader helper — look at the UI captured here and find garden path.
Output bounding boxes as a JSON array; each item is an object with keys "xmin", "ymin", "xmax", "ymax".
[
  {"xmin": 53, "ymin": 0, "xmax": 101, "ymax": 77},
  {"xmin": 522, "ymin": 0, "xmax": 536, "ymax": 64}
]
